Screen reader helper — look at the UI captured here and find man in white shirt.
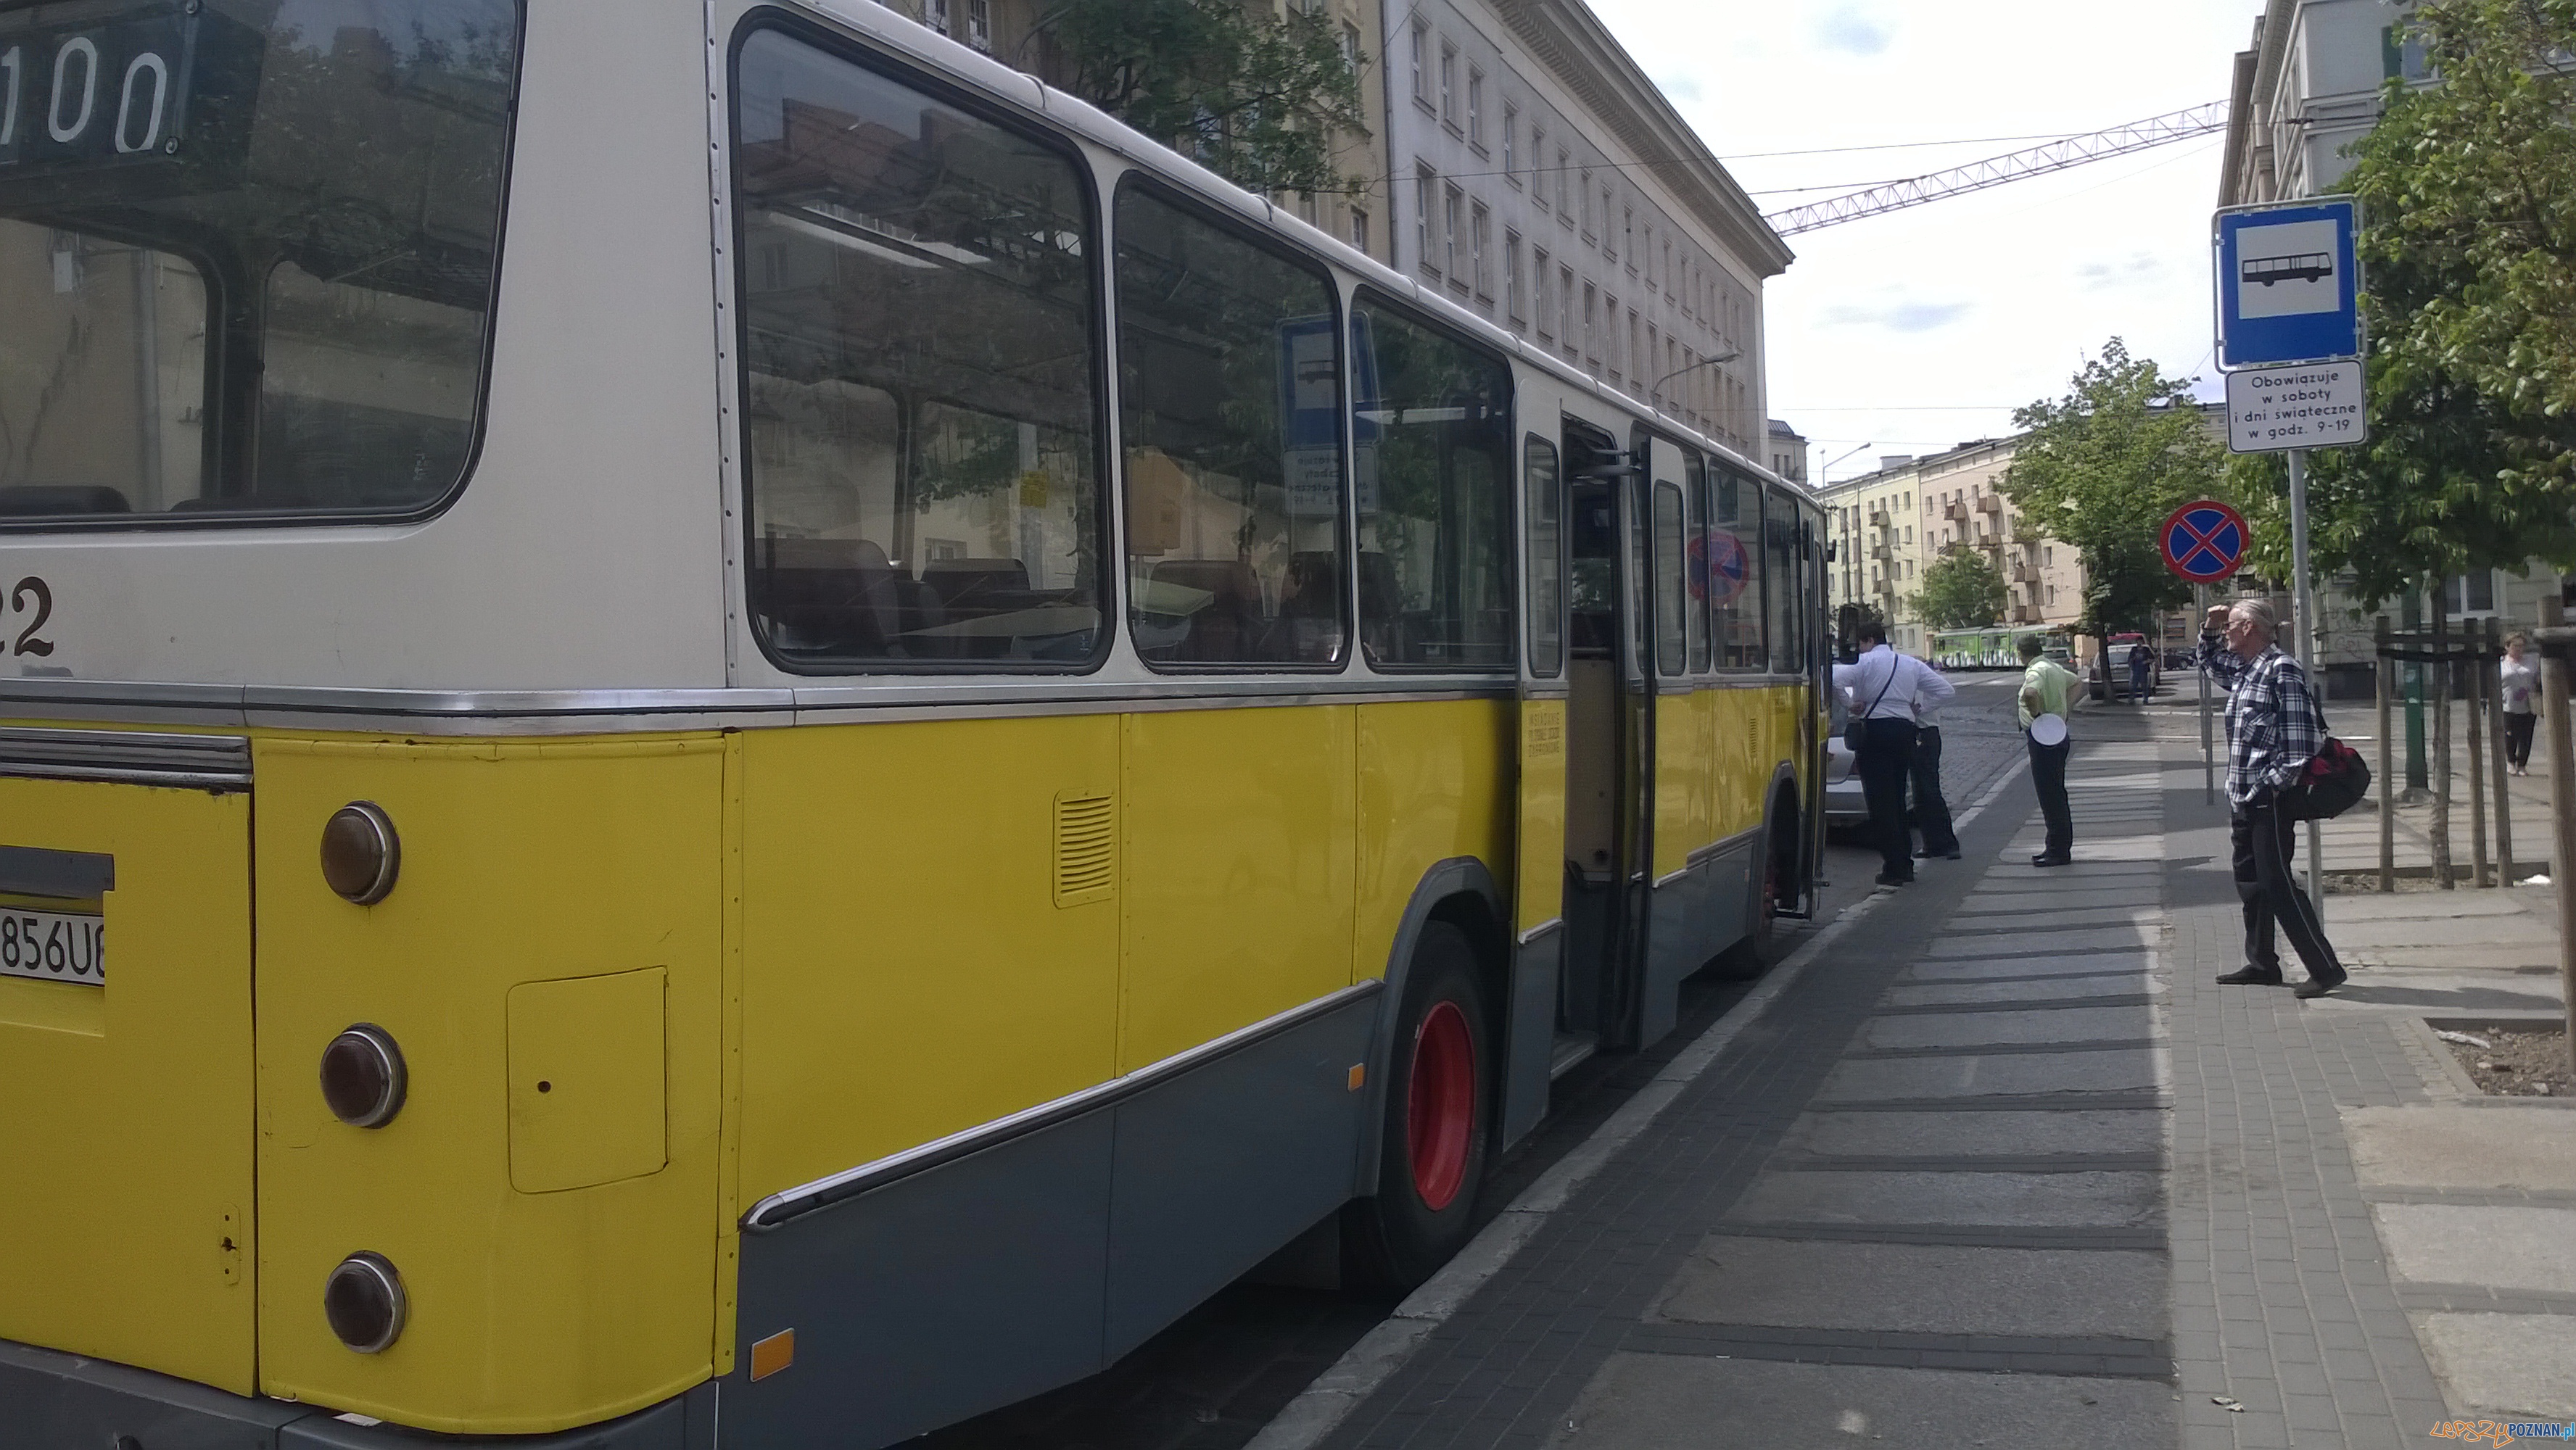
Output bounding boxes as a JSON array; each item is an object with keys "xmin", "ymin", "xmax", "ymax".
[{"xmin": 1832, "ymin": 621, "xmax": 1955, "ymax": 886}]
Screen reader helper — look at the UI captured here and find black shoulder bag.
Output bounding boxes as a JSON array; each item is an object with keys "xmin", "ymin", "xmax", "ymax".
[{"xmin": 1844, "ymin": 660, "xmax": 1897, "ymax": 753}]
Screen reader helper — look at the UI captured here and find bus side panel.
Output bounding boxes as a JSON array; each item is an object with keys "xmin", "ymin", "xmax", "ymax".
[
  {"xmin": 734, "ymin": 716, "xmax": 1121, "ymax": 1206},
  {"xmin": 1354, "ymin": 699, "xmax": 1514, "ymax": 983},
  {"xmin": 255, "ymin": 740, "xmax": 724, "ymax": 1433},
  {"xmin": 0, "ymin": 772, "xmax": 255, "ymax": 1396},
  {"xmin": 1117, "ymin": 705, "xmax": 1355, "ymax": 1071}
]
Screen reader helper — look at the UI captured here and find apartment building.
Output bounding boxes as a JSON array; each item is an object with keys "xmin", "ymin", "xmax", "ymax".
[
  {"xmin": 867, "ymin": 0, "xmax": 1392, "ymax": 265},
  {"xmin": 1820, "ymin": 436, "xmax": 2097, "ymax": 661},
  {"xmin": 2221, "ymin": 0, "xmax": 2565, "ymax": 697},
  {"xmin": 1376, "ymin": 0, "xmax": 1792, "ymax": 457},
  {"xmin": 1767, "ymin": 419, "xmax": 1810, "ymax": 486}
]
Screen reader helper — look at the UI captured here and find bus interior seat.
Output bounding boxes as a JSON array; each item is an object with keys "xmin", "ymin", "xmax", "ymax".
[
  {"xmin": 922, "ymin": 558, "xmax": 1033, "ymax": 658},
  {"xmin": 1149, "ymin": 558, "xmax": 1265, "ymax": 662},
  {"xmin": 756, "ymin": 536, "xmax": 907, "ymax": 654},
  {"xmin": 0, "ymin": 484, "xmax": 131, "ymax": 516}
]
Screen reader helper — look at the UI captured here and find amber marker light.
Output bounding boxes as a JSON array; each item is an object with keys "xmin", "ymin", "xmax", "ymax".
[
  {"xmin": 324, "ymin": 1251, "xmax": 408, "ymax": 1353},
  {"xmin": 320, "ymin": 801, "xmax": 400, "ymax": 904},
  {"xmin": 321, "ymin": 1024, "xmax": 408, "ymax": 1128}
]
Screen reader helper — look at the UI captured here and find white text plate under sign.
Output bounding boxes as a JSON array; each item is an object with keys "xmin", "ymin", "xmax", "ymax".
[
  {"xmin": 0, "ymin": 906, "xmax": 104, "ymax": 985},
  {"xmin": 2226, "ymin": 362, "xmax": 2366, "ymax": 454}
]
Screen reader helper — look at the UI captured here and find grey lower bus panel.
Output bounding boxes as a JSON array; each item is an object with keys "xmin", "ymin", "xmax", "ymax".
[
  {"xmin": 726, "ymin": 990, "xmax": 1375, "ymax": 1449},
  {"xmin": 0, "ymin": 1337, "xmax": 716, "ymax": 1450},
  {"xmin": 1639, "ymin": 832, "xmax": 1756, "ymax": 1048}
]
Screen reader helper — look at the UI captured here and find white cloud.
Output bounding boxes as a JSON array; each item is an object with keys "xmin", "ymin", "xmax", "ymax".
[{"xmin": 1590, "ymin": 0, "xmax": 2252, "ymax": 478}]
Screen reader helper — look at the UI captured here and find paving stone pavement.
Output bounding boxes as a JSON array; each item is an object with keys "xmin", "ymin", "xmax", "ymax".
[{"xmin": 1313, "ymin": 713, "xmax": 2189, "ymax": 1450}]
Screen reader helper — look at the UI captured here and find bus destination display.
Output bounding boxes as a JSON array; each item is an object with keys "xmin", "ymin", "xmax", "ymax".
[{"xmin": 0, "ymin": 2, "xmax": 257, "ymax": 198}]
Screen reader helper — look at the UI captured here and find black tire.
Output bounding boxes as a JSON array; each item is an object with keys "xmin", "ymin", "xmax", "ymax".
[{"xmin": 1343, "ymin": 921, "xmax": 1493, "ymax": 1292}]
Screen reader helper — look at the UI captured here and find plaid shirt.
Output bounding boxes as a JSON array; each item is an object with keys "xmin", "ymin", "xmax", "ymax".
[{"xmin": 2197, "ymin": 631, "xmax": 2327, "ymax": 806}]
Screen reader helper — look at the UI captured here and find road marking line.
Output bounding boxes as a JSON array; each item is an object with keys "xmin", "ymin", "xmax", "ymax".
[{"xmin": 1242, "ymin": 887, "xmax": 1894, "ymax": 1450}]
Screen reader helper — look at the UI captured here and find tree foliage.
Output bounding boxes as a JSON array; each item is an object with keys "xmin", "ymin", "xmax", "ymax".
[
  {"xmin": 1910, "ymin": 546, "xmax": 2010, "ymax": 631},
  {"xmin": 2227, "ymin": 0, "xmax": 2576, "ymax": 606},
  {"xmin": 1031, "ymin": 0, "xmax": 1368, "ymax": 197},
  {"xmin": 2002, "ymin": 339, "xmax": 2228, "ymax": 637}
]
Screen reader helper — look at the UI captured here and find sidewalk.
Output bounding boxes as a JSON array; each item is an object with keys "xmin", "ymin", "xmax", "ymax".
[{"xmin": 1270, "ymin": 703, "xmax": 2576, "ymax": 1448}]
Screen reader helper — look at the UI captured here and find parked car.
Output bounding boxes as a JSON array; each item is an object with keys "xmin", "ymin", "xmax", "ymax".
[{"xmin": 1824, "ymin": 688, "xmax": 1867, "ymax": 834}]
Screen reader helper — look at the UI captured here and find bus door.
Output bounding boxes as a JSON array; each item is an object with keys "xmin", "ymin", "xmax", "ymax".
[
  {"xmin": 1500, "ymin": 404, "xmax": 1572, "ymax": 1148},
  {"xmin": 1550, "ymin": 413, "xmax": 1651, "ymax": 1059}
]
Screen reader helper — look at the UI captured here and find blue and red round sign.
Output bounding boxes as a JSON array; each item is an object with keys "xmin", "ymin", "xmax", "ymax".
[
  {"xmin": 2160, "ymin": 500, "xmax": 2248, "ymax": 584},
  {"xmin": 1706, "ymin": 531, "xmax": 1750, "ymax": 605}
]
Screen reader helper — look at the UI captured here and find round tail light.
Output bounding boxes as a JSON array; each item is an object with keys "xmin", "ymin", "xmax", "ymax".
[
  {"xmin": 321, "ymin": 802, "xmax": 400, "ymax": 905},
  {"xmin": 324, "ymin": 1251, "xmax": 408, "ymax": 1353},
  {"xmin": 320, "ymin": 1024, "xmax": 407, "ymax": 1128}
]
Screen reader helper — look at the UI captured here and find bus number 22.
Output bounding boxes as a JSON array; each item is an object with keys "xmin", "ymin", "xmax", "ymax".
[{"xmin": 8, "ymin": 576, "xmax": 54, "ymax": 657}]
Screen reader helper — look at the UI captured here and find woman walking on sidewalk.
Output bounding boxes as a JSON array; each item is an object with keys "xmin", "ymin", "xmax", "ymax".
[
  {"xmin": 2199, "ymin": 598, "xmax": 2348, "ymax": 999},
  {"xmin": 2501, "ymin": 633, "xmax": 2540, "ymax": 776}
]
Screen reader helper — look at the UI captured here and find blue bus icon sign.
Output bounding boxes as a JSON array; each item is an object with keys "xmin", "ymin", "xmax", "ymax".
[{"xmin": 2216, "ymin": 197, "xmax": 2361, "ymax": 369}]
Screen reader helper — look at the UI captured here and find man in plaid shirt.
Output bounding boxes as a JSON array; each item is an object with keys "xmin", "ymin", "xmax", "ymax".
[{"xmin": 2197, "ymin": 597, "xmax": 2347, "ymax": 998}]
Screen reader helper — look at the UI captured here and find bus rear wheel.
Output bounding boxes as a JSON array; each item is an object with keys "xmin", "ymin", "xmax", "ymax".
[{"xmin": 1345, "ymin": 921, "xmax": 1492, "ymax": 1291}]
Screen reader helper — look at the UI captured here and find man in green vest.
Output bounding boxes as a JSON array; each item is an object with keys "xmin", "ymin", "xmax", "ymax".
[{"xmin": 2018, "ymin": 635, "xmax": 2078, "ymax": 867}]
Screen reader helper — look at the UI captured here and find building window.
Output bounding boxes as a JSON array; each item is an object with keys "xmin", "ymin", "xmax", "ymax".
[
  {"xmin": 1621, "ymin": 205, "xmax": 1633, "ymax": 269},
  {"xmin": 1578, "ymin": 170, "xmax": 1592, "ymax": 237},
  {"xmin": 1502, "ymin": 107, "xmax": 1517, "ymax": 181},
  {"xmin": 1470, "ymin": 202, "xmax": 1490, "ymax": 301},
  {"xmin": 1466, "ymin": 67, "xmax": 1483, "ymax": 148},
  {"xmin": 1351, "ymin": 207, "xmax": 1368, "ymax": 254},
  {"xmin": 1440, "ymin": 44, "xmax": 1456, "ymax": 129},
  {"xmin": 925, "ymin": 0, "xmax": 950, "ymax": 33},
  {"xmin": 1530, "ymin": 127, "xmax": 1547, "ymax": 205},
  {"xmin": 1582, "ymin": 282, "xmax": 1598, "ymax": 371},
  {"xmin": 1342, "ymin": 22, "xmax": 1362, "ymax": 74},
  {"xmin": 1505, "ymin": 231, "xmax": 1523, "ymax": 325},
  {"xmin": 1559, "ymin": 265, "xmax": 1574, "ymax": 358},
  {"xmin": 1533, "ymin": 246, "xmax": 1551, "ymax": 339},
  {"xmin": 1415, "ymin": 165, "xmax": 1437, "ymax": 278},
  {"xmin": 965, "ymin": 0, "xmax": 989, "ymax": 51},
  {"xmin": 1443, "ymin": 185, "xmax": 1464, "ymax": 286},
  {"xmin": 1556, "ymin": 149, "xmax": 1572, "ymax": 220},
  {"xmin": 1626, "ymin": 309, "xmax": 1640, "ymax": 391}
]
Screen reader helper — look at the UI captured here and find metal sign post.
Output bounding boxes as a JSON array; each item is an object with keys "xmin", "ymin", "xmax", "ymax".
[
  {"xmin": 2216, "ymin": 195, "xmax": 2364, "ymax": 913},
  {"xmin": 2159, "ymin": 500, "xmax": 2249, "ymax": 808}
]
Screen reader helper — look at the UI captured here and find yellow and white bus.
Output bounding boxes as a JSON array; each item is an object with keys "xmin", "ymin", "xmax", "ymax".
[{"xmin": 0, "ymin": 3, "xmax": 1826, "ymax": 1446}]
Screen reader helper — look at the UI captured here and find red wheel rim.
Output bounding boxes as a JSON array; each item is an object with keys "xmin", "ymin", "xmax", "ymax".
[{"xmin": 1407, "ymin": 1000, "xmax": 1477, "ymax": 1211}]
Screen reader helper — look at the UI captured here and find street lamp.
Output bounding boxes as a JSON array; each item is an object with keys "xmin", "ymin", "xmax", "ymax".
[{"xmin": 1647, "ymin": 349, "xmax": 1741, "ymax": 414}]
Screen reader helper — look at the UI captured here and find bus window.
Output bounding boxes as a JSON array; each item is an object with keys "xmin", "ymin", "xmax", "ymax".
[
  {"xmin": 1522, "ymin": 436, "xmax": 1563, "ymax": 679},
  {"xmin": 734, "ymin": 30, "xmax": 1104, "ymax": 669},
  {"xmin": 1710, "ymin": 468, "xmax": 1766, "ymax": 671},
  {"xmin": 1350, "ymin": 297, "xmax": 1514, "ymax": 671},
  {"xmin": 1115, "ymin": 185, "xmax": 1345, "ymax": 667},
  {"xmin": 1765, "ymin": 484, "xmax": 1801, "ymax": 674},
  {"xmin": 1684, "ymin": 456, "xmax": 1709, "ymax": 674},
  {"xmin": 0, "ymin": 0, "xmax": 519, "ymax": 520},
  {"xmin": 1651, "ymin": 481, "xmax": 1685, "ymax": 676}
]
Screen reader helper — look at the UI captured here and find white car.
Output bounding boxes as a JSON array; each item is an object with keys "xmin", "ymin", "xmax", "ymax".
[{"xmin": 1824, "ymin": 690, "xmax": 1867, "ymax": 831}]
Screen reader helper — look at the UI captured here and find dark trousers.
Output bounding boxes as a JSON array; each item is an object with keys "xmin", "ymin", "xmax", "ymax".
[
  {"xmin": 2233, "ymin": 798, "xmax": 2343, "ymax": 979},
  {"xmin": 2026, "ymin": 733, "xmax": 2072, "ymax": 856},
  {"xmin": 2129, "ymin": 667, "xmax": 2150, "ymax": 701},
  {"xmin": 1908, "ymin": 724, "xmax": 1957, "ymax": 855},
  {"xmin": 1857, "ymin": 717, "xmax": 1919, "ymax": 879},
  {"xmin": 2507, "ymin": 711, "xmax": 2538, "ymax": 769}
]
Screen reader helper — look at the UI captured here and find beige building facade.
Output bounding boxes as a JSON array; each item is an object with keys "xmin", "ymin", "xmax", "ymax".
[{"xmin": 1820, "ymin": 436, "xmax": 2090, "ymax": 662}]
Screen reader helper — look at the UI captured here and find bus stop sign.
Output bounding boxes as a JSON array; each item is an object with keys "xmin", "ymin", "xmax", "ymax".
[
  {"xmin": 2216, "ymin": 197, "xmax": 2361, "ymax": 369},
  {"xmin": 2160, "ymin": 500, "xmax": 2249, "ymax": 584}
]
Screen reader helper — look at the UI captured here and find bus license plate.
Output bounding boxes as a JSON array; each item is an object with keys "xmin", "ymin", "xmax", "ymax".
[{"xmin": 0, "ymin": 907, "xmax": 104, "ymax": 985}]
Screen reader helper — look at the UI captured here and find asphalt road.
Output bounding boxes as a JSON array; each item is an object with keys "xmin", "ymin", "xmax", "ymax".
[{"xmin": 914, "ymin": 675, "xmax": 2036, "ymax": 1450}]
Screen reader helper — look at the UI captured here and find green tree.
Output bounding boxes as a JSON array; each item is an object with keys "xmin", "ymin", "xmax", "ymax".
[
  {"xmin": 1909, "ymin": 545, "xmax": 2009, "ymax": 631},
  {"xmin": 2001, "ymin": 339, "xmax": 2227, "ymax": 637},
  {"xmin": 2226, "ymin": 0, "xmax": 2576, "ymax": 607},
  {"xmin": 1031, "ymin": 0, "xmax": 1369, "ymax": 197}
]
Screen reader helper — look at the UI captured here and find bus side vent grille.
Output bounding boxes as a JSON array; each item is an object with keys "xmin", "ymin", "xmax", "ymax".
[{"xmin": 1054, "ymin": 795, "xmax": 1116, "ymax": 908}]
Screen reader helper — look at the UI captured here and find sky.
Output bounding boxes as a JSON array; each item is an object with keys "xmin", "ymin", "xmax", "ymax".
[{"xmin": 1586, "ymin": 0, "xmax": 2263, "ymax": 485}]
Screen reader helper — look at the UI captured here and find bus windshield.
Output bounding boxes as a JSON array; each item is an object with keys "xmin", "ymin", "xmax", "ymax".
[{"xmin": 0, "ymin": 0, "xmax": 519, "ymax": 523}]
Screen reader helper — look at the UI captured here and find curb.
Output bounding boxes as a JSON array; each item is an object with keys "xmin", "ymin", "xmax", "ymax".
[{"xmin": 1240, "ymin": 884, "xmax": 1897, "ymax": 1450}]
